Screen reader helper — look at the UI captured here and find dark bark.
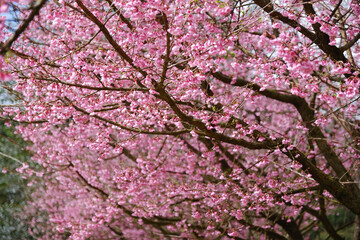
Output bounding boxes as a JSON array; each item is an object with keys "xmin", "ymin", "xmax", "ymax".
[
  {"xmin": 266, "ymin": 213, "xmax": 303, "ymax": 240},
  {"xmin": 253, "ymin": 0, "xmax": 347, "ymax": 63},
  {"xmin": 0, "ymin": 0, "xmax": 48, "ymax": 56}
]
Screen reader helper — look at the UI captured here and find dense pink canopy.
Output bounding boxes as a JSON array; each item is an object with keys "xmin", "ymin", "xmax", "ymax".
[{"xmin": 1, "ymin": 0, "xmax": 360, "ymax": 239}]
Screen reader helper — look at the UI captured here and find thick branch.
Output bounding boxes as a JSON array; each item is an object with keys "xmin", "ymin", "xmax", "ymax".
[
  {"xmin": 302, "ymin": 206, "xmax": 344, "ymax": 240},
  {"xmin": 217, "ymin": 142, "xmax": 249, "ymax": 174},
  {"xmin": 104, "ymin": 0, "xmax": 134, "ymax": 30},
  {"xmin": 0, "ymin": 0, "xmax": 48, "ymax": 56},
  {"xmin": 74, "ymin": 0, "xmax": 147, "ymax": 77},
  {"xmin": 265, "ymin": 212, "xmax": 303, "ymax": 240},
  {"xmin": 253, "ymin": 0, "xmax": 347, "ymax": 63},
  {"xmin": 213, "ymin": 72, "xmax": 357, "ymax": 190},
  {"xmin": 340, "ymin": 31, "xmax": 360, "ymax": 52},
  {"xmin": 283, "ymin": 147, "xmax": 360, "ymax": 215},
  {"xmin": 154, "ymin": 83, "xmax": 273, "ymax": 149},
  {"xmin": 212, "ymin": 72, "xmax": 300, "ymax": 104},
  {"xmin": 108, "ymin": 225, "xmax": 127, "ymax": 240}
]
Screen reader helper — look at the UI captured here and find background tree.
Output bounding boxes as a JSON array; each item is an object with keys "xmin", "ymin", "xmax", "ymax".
[
  {"xmin": 0, "ymin": 2, "xmax": 49, "ymax": 238},
  {"xmin": 1, "ymin": 0, "xmax": 360, "ymax": 239},
  {"xmin": 0, "ymin": 87, "xmax": 42, "ymax": 239}
]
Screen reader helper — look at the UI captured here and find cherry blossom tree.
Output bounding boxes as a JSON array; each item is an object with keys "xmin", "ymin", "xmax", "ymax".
[{"xmin": 1, "ymin": 0, "xmax": 360, "ymax": 239}]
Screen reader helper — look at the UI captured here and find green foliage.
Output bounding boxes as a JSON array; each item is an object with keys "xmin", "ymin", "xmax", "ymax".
[
  {"xmin": 0, "ymin": 204, "xmax": 34, "ymax": 240},
  {"xmin": 0, "ymin": 119, "xmax": 36, "ymax": 239},
  {"xmin": 307, "ymin": 206, "xmax": 355, "ymax": 240}
]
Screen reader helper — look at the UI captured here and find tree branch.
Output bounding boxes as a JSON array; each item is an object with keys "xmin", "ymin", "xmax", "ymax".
[
  {"xmin": 212, "ymin": 71, "xmax": 357, "ymax": 190},
  {"xmin": 22, "ymin": 76, "xmax": 149, "ymax": 92},
  {"xmin": 154, "ymin": 83, "xmax": 273, "ymax": 149},
  {"xmin": 340, "ymin": 31, "xmax": 360, "ymax": 52},
  {"xmin": 0, "ymin": 0, "xmax": 48, "ymax": 56},
  {"xmin": 302, "ymin": 205, "xmax": 344, "ymax": 240},
  {"xmin": 104, "ymin": 0, "xmax": 134, "ymax": 30},
  {"xmin": 60, "ymin": 96, "xmax": 189, "ymax": 136},
  {"xmin": 253, "ymin": 0, "xmax": 347, "ymax": 63},
  {"xmin": 74, "ymin": 0, "xmax": 147, "ymax": 77}
]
